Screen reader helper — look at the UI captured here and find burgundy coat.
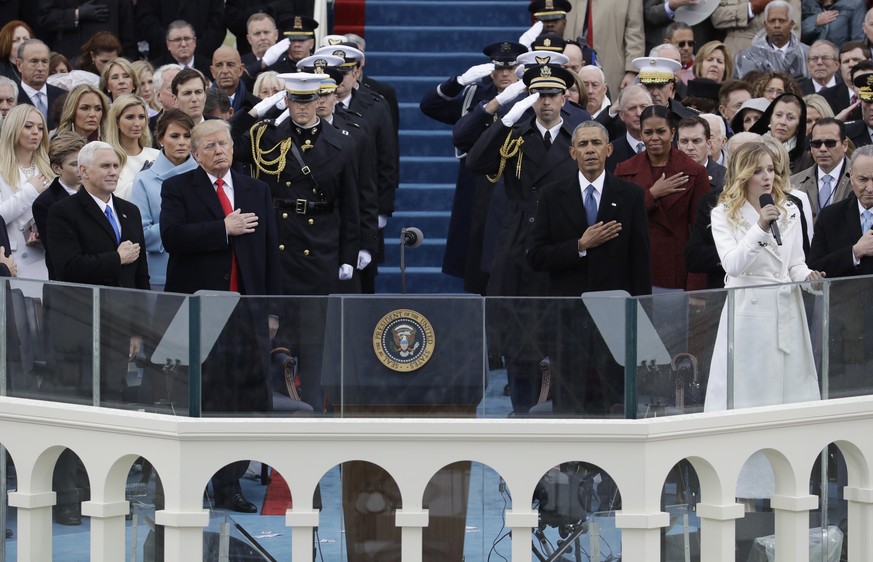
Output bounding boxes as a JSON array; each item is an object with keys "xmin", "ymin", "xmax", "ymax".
[{"xmin": 614, "ymin": 148, "xmax": 709, "ymax": 290}]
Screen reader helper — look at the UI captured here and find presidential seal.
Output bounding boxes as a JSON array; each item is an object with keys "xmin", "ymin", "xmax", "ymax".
[{"xmin": 372, "ymin": 309, "xmax": 435, "ymax": 372}]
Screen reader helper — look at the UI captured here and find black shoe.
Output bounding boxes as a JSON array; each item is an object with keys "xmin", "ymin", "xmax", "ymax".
[
  {"xmin": 5, "ymin": 528, "xmax": 11, "ymax": 538},
  {"xmin": 54, "ymin": 505, "xmax": 81, "ymax": 526},
  {"xmin": 220, "ymin": 493, "xmax": 257, "ymax": 513}
]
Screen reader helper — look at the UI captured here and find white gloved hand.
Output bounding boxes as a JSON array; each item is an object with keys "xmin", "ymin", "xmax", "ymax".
[
  {"xmin": 274, "ymin": 108, "xmax": 290, "ymax": 126},
  {"xmin": 518, "ymin": 20, "xmax": 543, "ymax": 48},
  {"xmin": 356, "ymin": 249, "xmax": 372, "ymax": 270},
  {"xmin": 495, "ymin": 80, "xmax": 527, "ymax": 107},
  {"xmin": 377, "ymin": 214, "xmax": 388, "ymax": 229},
  {"xmin": 253, "ymin": 91, "xmax": 286, "ymax": 118},
  {"xmin": 262, "ymin": 38, "xmax": 290, "ymax": 67},
  {"xmin": 338, "ymin": 264, "xmax": 354, "ymax": 280},
  {"xmin": 457, "ymin": 62, "xmax": 495, "ymax": 86},
  {"xmin": 501, "ymin": 92, "xmax": 539, "ymax": 127}
]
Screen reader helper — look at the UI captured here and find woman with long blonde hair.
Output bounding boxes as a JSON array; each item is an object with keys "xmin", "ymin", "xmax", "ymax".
[
  {"xmin": 55, "ymin": 84, "xmax": 110, "ymax": 141},
  {"xmin": 103, "ymin": 94, "xmax": 158, "ymax": 200},
  {"xmin": 0, "ymin": 105, "xmax": 54, "ymax": 279},
  {"xmin": 99, "ymin": 57, "xmax": 138, "ymax": 102}
]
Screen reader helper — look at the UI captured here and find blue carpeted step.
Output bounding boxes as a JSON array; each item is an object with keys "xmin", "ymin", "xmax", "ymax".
[
  {"xmin": 400, "ymin": 102, "xmax": 452, "ymax": 131},
  {"xmin": 381, "ymin": 238, "xmax": 446, "ymax": 267},
  {"xmin": 400, "ymin": 130, "xmax": 456, "ymax": 157},
  {"xmin": 374, "ymin": 267, "xmax": 466, "ymax": 294},
  {"xmin": 394, "ymin": 183, "xmax": 456, "ymax": 210},
  {"xmin": 373, "ymin": 75, "xmax": 457, "ymax": 103},
  {"xmin": 385, "ymin": 211, "xmax": 451, "ymax": 239},
  {"xmin": 364, "ymin": 26, "xmax": 528, "ymax": 54},
  {"xmin": 366, "ymin": 51, "xmax": 488, "ymax": 78},
  {"xmin": 400, "ymin": 155, "xmax": 459, "ymax": 183},
  {"xmin": 366, "ymin": 1, "xmax": 530, "ymax": 27}
]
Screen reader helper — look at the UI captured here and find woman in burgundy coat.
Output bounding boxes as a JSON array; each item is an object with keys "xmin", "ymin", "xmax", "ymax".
[{"xmin": 615, "ymin": 105, "xmax": 710, "ymax": 292}]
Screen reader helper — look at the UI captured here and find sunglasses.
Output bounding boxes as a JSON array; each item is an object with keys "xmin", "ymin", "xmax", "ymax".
[
  {"xmin": 676, "ymin": 40, "xmax": 695, "ymax": 48},
  {"xmin": 810, "ymin": 139, "xmax": 841, "ymax": 148}
]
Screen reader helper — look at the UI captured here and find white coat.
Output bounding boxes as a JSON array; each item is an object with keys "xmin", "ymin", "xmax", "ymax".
[
  {"xmin": 0, "ymin": 170, "xmax": 47, "ymax": 280},
  {"xmin": 705, "ymin": 198, "xmax": 820, "ymax": 498}
]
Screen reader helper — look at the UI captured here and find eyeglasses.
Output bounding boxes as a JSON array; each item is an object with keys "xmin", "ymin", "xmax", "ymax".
[
  {"xmin": 810, "ymin": 139, "xmax": 841, "ymax": 148},
  {"xmin": 676, "ymin": 40, "xmax": 695, "ymax": 48},
  {"xmin": 168, "ymin": 36, "xmax": 195, "ymax": 44},
  {"xmin": 808, "ymin": 56, "xmax": 836, "ymax": 63}
]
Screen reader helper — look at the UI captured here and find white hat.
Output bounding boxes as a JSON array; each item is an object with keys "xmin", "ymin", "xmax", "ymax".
[
  {"xmin": 515, "ymin": 50, "xmax": 570, "ymax": 68},
  {"xmin": 633, "ymin": 57, "xmax": 682, "ymax": 85},
  {"xmin": 673, "ymin": 0, "xmax": 719, "ymax": 26},
  {"xmin": 320, "ymin": 34, "xmax": 346, "ymax": 48},
  {"xmin": 276, "ymin": 72, "xmax": 322, "ymax": 101},
  {"xmin": 313, "ymin": 45, "xmax": 363, "ymax": 69}
]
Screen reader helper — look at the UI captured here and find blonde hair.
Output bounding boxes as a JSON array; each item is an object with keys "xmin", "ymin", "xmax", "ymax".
[
  {"xmin": 103, "ymin": 93, "xmax": 153, "ymax": 167},
  {"xmin": 56, "ymin": 84, "xmax": 110, "ymax": 139},
  {"xmin": 718, "ymin": 142, "xmax": 787, "ymax": 226},
  {"xmin": 0, "ymin": 105, "xmax": 53, "ymax": 189},
  {"xmin": 693, "ymin": 41, "xmax": 734, "ymax": 82},
  {"xmin": 253, "ymin": 71, "xmax": 283, "ymax": 99},
  {"xmin": 99, "ymin": 57, "xmax": 139, "ymax": 100},
  {"xmin": 131, "ymin": 60, "xmax": 160, "ymax": 112},
  {"xmin": 802, "ymin": 93, "xmax": 834, "ymax": 122}
]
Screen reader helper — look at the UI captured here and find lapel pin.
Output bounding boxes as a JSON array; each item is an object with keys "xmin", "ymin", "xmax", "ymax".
[{"xmin": 611, "ymin": 202, "xmax": 617, "ymax": 207}]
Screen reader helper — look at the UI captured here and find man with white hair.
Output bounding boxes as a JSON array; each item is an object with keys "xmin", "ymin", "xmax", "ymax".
[
  {"xmin": 148, "ymin": 64, "xmax": 181, "ymax": 136},
  {"xmin": 734, "ymin": 0, "xmax": 810, "ymax": 81},
  {"xmin": 0, "ymin": 76, "xmax": 17, "ymax": 119},
  {"xmin": 700, "ymin": 113, "xmax": 728, "ymax": 166},
  {"xmin": 712, "ymin": 0, "xmax": 802, "ymax": 56},
  {"xmin": 579, "ymin": 65, "xmax": 610, "ymax": 118},
  {"xmin": 604, "ymin": 84, "xmax": 653, "ymax": 172}
]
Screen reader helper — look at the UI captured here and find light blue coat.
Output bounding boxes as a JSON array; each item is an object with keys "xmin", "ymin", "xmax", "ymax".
[{"xmin": 130, "ymin": 152, "xmax": 198, "ymax": 286}]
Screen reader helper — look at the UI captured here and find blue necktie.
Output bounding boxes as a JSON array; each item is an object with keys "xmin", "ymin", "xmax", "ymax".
[
  {"xmin": 863, "ymin": 210, "xmax": 872, "ymax": 234},
  {"xmin": 819, "ymin": 174, "xmax": 833, "ymax": 210},
  {"xmin": 34, "ymin": 92, "xmax": 47, "ymax": 118},
  {"xmin": 585, "ymin": 184, "xmax": 597, "ymax": 226},
  {"xmin": 105, "ymin": 206, "xmax": 120, "ymax": 245}
]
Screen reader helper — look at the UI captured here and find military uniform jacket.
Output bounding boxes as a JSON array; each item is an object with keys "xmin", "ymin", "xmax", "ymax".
[
  {"xmin": 232, "ymin": 111, "xmax": 360, "ymax": 295},
  {"xmin": 347, "ymin": 85, "xmax": 398, "ymax": 216},
  {"xmin": 466, "ymin": 116, "xmax": 578, "ymax": 296},
  {"xmin": 333, "ymin": 109, "xmax": 380, "ymax": 254}
]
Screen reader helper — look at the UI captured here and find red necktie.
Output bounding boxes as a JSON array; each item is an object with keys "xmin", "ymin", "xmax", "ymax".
[
  {"xmin": 586, "ymin": 0, "xmax": 594, "ymax": 48},
  {"xmin": 215, "ymin": 178, "xmax": 239, "ymax": 292}
]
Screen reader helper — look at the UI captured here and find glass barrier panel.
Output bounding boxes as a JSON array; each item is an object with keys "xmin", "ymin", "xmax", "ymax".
[{"xmin": 822, "ymin": 276, "xmax": 873, "ymax": 400}]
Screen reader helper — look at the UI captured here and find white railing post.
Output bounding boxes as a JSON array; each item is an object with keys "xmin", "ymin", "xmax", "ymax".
[
  {"xmin": 83, "ymin": 500, "xmax": 129, "ymax": 561},
  {"xmin": 842, "ymin": 486, "xmax": 873, "ymax": 560},
  {"xmin": 7, "ymin": 491, "xmax": 55, "ymax": 562},
  {"xmin": 286, "ymin": 510, "xmax": 320, "ymax": 562},
  {"xmin": 770, "ymin": 494, "xmax": 819, "ymax": 562},
  {"xmin": 395, "ymin": 509, "xmax": 428, "ymax": 560},
  {"xmin": 614, "ymin": 512, "xmax": 670, "ymax": 561},
  {"xmin": 154, "ymin": 510, "xmax": 210, "ymax": 560},
  {"xmin": 696, "ymin": 502, "xmax": 745, "ymax": 561},
  {"xmin": 506, "ymin": 509, "xmax": 538, "ymax": 562}
]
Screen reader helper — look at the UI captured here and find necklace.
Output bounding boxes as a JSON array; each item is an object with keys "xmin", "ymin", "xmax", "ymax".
[{"xmin": 19, "ymin": 159, "xmax": 36, "ymax": 179}]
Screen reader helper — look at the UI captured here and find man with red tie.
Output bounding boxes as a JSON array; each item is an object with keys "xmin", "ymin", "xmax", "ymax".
[{"xmin": 161, "ymin": 119, "xmax": 281, "ymax": 512}]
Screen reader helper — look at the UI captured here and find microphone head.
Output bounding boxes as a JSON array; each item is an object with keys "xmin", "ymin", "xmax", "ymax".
[
  {"xmin": 402, "ymin": 227, "xmax": 424, "ymax": 248},
  {"xmin": 759, "ymin": 193, "xmax": 775, "ymax": 207}
]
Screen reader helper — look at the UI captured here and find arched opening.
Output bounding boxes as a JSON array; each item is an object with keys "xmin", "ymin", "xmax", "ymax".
[
  {"xmin": 51, "ymin": 447, "xmax": 90, "ymax": 560},
  {"xmin": 0, "ymin": 444, "xmax": 16, "ymax": 558},
  {"xmin": 660, "ymin": 459, "xmax": 702, "ymax": 561}
]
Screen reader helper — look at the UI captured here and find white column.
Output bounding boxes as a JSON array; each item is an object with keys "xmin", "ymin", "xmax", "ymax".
[
  {"xmin": 82, "ymin": 500, "xmax": 129, "ymax": 562},
  {"xmin": 395, "ymin": 509, "xmax": 428, "ymax": 560},
  {"xmin": 7, "ymin": 491, "xmax": 55, "ymax": 562},
  {"xmin": 770, "ymin": 494, "xmax": 818, "ymax": 562},
  {"xmin": 843, "ymin": 486, "xmax": 873, "ymax": 561},
  {"xmin": 155, "ymin": 509, "xmax": 210, "ymax": 560},
  {"xmin": 286, "ymin": 509, "xmax": 320, "ymax": 562},
  {"xmin": 506, "ymin": 509, "xmax": 539, "ymax": 562},
  {"xmin": 696, "ymin": 502, "xmax": 745, "ymax": 562},
  {"xmin": 614, "ymin": 511, "xmax": 670, "ymax": 561}
]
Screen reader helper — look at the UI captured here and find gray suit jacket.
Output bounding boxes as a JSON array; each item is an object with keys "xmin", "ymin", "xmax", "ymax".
[{"xmin": 790, "ymin": 160, "xmax": 852, "ymax": 224}]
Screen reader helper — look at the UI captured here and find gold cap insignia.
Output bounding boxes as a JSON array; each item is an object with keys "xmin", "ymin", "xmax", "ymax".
[
  {"xmin": 314, "ymin": 58, "xmax": 327, "ymax": 67},
  {"xmin": 328, "ymin": 38, "xmax": 342, "ymax": 45},
  {"xmin": 333, "ymin": 50, "xmax": 346, "ymax": 58},
  {"xmin": 535, "ymin": 55, "xmax": 550, "ymax": 65},
  {"xmin": 541, "ymin": 66, "xmax": 552, "ymax": 78},
  {"xmin": 545, "ymin": 0, "xmax": 554, "ymax": 9},
  {"xmin": 294, "ymin": 16, "xmax": 302, "ymax": 29},
  {"xmin": 500, "ymin": 42, "xmax": 511, "ymax": 52},
  {"xmin": 543, "ymin": 38, "xmax": 552, "ymax": 47}
]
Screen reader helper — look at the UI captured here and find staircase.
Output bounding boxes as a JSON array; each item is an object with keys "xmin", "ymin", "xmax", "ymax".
[{"xmin": 350, "ymin": 0, "xmax": 530, "ymax": 293}]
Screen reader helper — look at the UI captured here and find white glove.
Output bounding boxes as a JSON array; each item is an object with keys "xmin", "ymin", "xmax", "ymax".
[
  {"xmin": 495, "ymin": 80, "xmax": 527, "ymax": 106},
  {"xmin": 262, "ymin": 38, "xmax": 290, "ymax": 67},
  {"xmin": 518, "ymin": 20, "xmax": 543, "ymax": 48},
  {"xmin": 274, "ymin": 108, "xmax": 290, "ymax": 126},
  {"xmin": 338, "ymin": 264, "xmax": 354, "ymax": 280},
  {"xmin": 501, "ymin": 92, "xmax": 539, "ymax": 127},
  {"xmin": 253, "ymin": 91, "xmax": 286, "ymax": 118},
  {"xmin": 378, "ymin": 214, "xmax": 388, "ymax": 229},
  {"xmin": 356, "ymin": 249, "xmax": 372, "ymax": 270},
  {"xmin": 457, "ymin": 62, "xmax": 495, "ymax": 86}
]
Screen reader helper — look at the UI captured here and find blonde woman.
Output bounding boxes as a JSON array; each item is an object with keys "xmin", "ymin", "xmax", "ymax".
[
  {"xmin": 253, "ymin": 71, "xmax": 283, "ymax": 99},
  {"xmin": 132, "ymin": 60, "xmax": 160, "ymax": 117},
  {"xmin": 692, "ymin": 41, "xmax": 733, "ymax": 83},
  {"xmin": 802, "ymin": 93, "xmax": 834, "ymax": 132},
  {"xmin": 0, "ymin": 105, "xmax": 54, "ymax": 279},
  {"xmin": 54, "ymin": 84, "xmax": 110, "ymax": 141},
  {"xmin": 99, "ymin": 57, "xmax": 138, "ymax": 102},
  {"xmin": 103, "ymin": 94, "xmax": 158, "ymax": 200}
]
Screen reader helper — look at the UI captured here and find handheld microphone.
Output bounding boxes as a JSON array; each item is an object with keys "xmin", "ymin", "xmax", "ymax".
[
  {"xmin": 401, "ymin": 227, "xmax": 424, "ymax": 248},
  {"xmin": 758, "ymin": 194, "xmax": 782, "ymax": 246}
]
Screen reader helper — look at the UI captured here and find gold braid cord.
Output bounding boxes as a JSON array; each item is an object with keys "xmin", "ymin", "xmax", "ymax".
[
  {"xmin": 486, "ymin": 131, "xmax": 524, "ymax": 184},
  {"xmin": 249, "ymin": 121, "xmax": 293, "ymax": 178}
]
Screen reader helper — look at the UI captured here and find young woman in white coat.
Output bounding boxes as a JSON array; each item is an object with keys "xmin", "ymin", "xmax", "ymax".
[{"xmin": 705, "ymin": 141, "xmax": 824, "ymax": 501}]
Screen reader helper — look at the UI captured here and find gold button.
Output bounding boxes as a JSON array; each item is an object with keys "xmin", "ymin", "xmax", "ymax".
[
  {"xmin": 308, "ymin": 218, "xmax": 314, "ymax": 225},
  {"xmin": 312, "ymin": 188, "xmax": 317, "ymax": 194},
  {"xmin": 282, "ymin": 213, "xmax": 288, "ymax": 219},
  {"xmin": 304, "ymin": 249, "xmax": 310, "ymax": 256},
  {"xmin": 279, "ymin": 244, "xmax": 285, "ymax": 251},
  {"xmin": 285, "ymin": 181, "xmax": 291, "ymax": 187}
]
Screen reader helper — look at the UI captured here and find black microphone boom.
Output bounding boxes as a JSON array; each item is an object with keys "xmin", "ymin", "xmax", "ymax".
[
  {"xmin": 401, "ymin": 227, "xmax": 424, "ymax": 248},
  {"xmin": 758, "ymin": 193, "xmax": 782, "ymax": 246}
]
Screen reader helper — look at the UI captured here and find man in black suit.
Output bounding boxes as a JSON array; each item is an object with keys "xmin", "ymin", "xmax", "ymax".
[
  {"xmin": 210, "ymin": 45, "xmax": 260, "ymax": 114},
  {"xmin": 808, "ymin": 144, "xmax": 873, "ymax": 397},
  {"xmin": 820, "ymin": 41, "xmax": 870, "ymax": 118},
  {"xmin": 527, "ymin": 119, "xmax": 651, "ymax": 414},
  {"xmin": 150, "ymin": 20, "xmax": 214, "ymax": 78},
  {"xmin": 800, "ymin": 40, "xmax": 842, "ymax": 96},
  {"xmin": 677, "ymin": 115, "xmax": 726, "ymax": 191},
  {"xmin": 603, "ymin": 84, "xmax": 652, "ymax": 173},
  {"xmin": 161, "ymin": 119, "xmax": 280, "ymax": 512},
  {"xmin": 15, "ymin": 40, "xmax": 64, "ymax": 129}
]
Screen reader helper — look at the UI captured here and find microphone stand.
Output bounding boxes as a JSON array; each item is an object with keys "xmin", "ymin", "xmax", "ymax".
[{"xmin": 400, "ymin": 228, "xmax": 409, "ymax": 294}]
